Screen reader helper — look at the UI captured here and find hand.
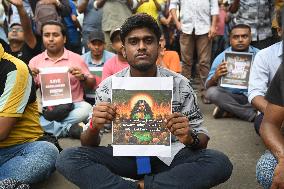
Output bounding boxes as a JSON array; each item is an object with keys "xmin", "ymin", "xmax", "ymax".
[
  {"xmin": 7, "ymin": 0, "xmax": 23, "ymax": 7},
  {"xmin": 92, "ymin": 102, "xmax": 116, "ymax": 130},
  {"xmin": 213, "ymin": 61, "xmax": 228, "ymax": 81},
  {"xmin": 69, "ymin": 67, "xmax": 85, "ymax": 81},
  {"xmin": 270, "ymin": 161, "xmax": 284, "ymax": 189},
  {"xmin": 165, "ymin": 112, "xmax": 192, "ymax": 144},
  {"xmin": 31, "ymin": 68, "xmax": 40, "ymax": 77},
  {"xmin": 208, "ymin": 25, "xmax": 217, "ymax": 40}
]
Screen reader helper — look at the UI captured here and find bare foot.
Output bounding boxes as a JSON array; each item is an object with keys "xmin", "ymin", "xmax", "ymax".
[{"xmin": 137, "ymin": 180, "xmax": 144, "ymax": 189}]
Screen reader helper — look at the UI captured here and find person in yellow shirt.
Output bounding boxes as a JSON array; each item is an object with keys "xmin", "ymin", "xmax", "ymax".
[
  {"xmin": 0, "ymin": 40, "xmax": 58, "ymax": 186},
  {"xmin": 134, "ymin": 0, "xmax": 165, "ymax": 23}
]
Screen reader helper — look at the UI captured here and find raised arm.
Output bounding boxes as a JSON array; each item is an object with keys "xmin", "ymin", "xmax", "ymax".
[{"xmin": 8, "ymin": 0, "xmax": 37, "ymax": 48}]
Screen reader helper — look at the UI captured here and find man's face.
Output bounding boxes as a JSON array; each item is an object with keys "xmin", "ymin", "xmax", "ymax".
[
  {"xmin": 42, "ymin": 24, "xmax": 66, "ymax": 54},
  {"xmin": 230, "ymin": 28, "xmax": 251, "ymax": 51},
  {"xmin": 159, "ymin": 34, "xmax": 166, "ymax": 49},
  {"xmin": 88, "ymin": 40, "xmax": 105, "ymax": 58},
  {"xmin": 122, "ymin": 27, "xmax": 160, "ymax": 72},
  {"xmin": 8, "ymin": 25, "xmax": 24, "ymax": 42},
  {"xmin": 111, "ymin": 33, "xmax": 123, "ymax": 55}
]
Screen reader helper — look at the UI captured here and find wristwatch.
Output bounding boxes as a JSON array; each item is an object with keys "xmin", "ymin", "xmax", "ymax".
[{"xmin": 186, "ymin": 128, "xmax": 200, "ymax": 149}]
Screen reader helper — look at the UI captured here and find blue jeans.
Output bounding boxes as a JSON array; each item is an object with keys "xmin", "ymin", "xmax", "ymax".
[
  {"xmin": 256, "ymin": 151, "xmax": 277, "ymax": 189},
  {"xmin": 40, "ymin": 101, "xmax": 92, "ymax": 137},
  {"xmin": 56, "ymin": 146, "xmax": 233, "ymax": 189},
  {"xmin": 0, "ymin": 141, "xmax": 58, "ymax": 184}
]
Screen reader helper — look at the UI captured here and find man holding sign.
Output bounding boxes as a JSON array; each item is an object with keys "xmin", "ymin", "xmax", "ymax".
[
  {"xmin": 56, "ymin": 14, "xmax": 232, "ymax": 189},
  {"xmin": 29, "ymin": 21, "xmax": 95, "ymax": 139},
  {"xmin": 205, "ymin": 24, "xmax": 259, "ymax": 121}
]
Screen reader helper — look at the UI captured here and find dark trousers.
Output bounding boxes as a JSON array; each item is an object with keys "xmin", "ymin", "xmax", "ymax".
[
  {"xmin": 254, "ymin": 113, "xmax": 264, "ymax": 135},
  {"xmin": 56, "ymin": 146, "xmax": 233, "ymax": 189},
  {"xmin": 206, "ymin": 86, "xmax": 256, "ymax": 121}
]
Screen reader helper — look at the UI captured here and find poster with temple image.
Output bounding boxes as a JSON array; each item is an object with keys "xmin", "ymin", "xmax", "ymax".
[
  {"xmin": 220, "ymin": 52, "xmax": 253, "ymax": 89},
  {"xmin": 112, "ymin": 77, "xmax": 173, "ymax": 157}
]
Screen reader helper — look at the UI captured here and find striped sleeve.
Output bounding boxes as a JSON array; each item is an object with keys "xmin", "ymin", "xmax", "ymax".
[{"xmin": 0, "ymin": 56, "xmax": 32, "ymax": 117}]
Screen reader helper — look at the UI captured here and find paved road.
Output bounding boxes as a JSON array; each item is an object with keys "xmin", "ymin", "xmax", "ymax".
[{"xmin": 36, "ymin": 97, "xmax": 266, "ymax": 189}]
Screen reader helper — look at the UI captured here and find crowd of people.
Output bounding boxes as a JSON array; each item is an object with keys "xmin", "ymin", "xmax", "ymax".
[{"xmin": 0, "ymin": 0, "xmax": 284, "ymax": 189}]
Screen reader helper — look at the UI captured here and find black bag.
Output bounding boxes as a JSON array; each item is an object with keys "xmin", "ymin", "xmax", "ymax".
[
  {"xmin": 42, "ymin": 103, "xmax": 74, "ymax": 122},
  {"xmin": 37, "ymin": 132, "xmax": 63, "ymax": 152}
]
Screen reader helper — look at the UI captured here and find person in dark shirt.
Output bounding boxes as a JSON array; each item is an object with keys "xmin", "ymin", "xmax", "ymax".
[
  {"xmin": 8, "ymin": 0, "xmax": 42, "ymax": 64},
  {"xmin": 256, "ymin": 62, "xmax": 284, "ymax": 188}
]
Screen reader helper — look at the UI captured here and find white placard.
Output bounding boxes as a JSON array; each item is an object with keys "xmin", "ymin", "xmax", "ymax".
[{"xmin": 39, "ymin": 67, "xmax": 72, "ymax": 107}]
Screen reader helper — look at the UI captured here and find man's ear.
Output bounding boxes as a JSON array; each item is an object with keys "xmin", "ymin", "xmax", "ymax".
[{"xmin": 122, "ymin": 45, "xmax": 127, "ymax": 58}]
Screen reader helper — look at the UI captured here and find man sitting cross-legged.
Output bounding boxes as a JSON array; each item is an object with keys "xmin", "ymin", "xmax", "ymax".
[
  {"xmin": 56, "ymin": 13, "xmax": 233, "ymax": 189},
  {"xmin": 29, "ymin": 21, "xmax": 95, "ymax": 139},
  {"xmin": 0, "ymin": 40, "xmax": 58, "ymax": 187},
  {"xmin": 205, "ymin": 24, "xmax": 259, "ymax": 121}
]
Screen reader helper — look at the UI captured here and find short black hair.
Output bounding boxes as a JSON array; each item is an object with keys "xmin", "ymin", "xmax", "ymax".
[
  {"xmin": 41, "ymin": 20, "xmax": 67, "ymax": 36},
  {"xmin": 230, "ymin": 24, "xmax": 251, "ymax": 34},
  {"xmin": 120, "ymin": 13, "xmax": 161, "ymax": 44}
]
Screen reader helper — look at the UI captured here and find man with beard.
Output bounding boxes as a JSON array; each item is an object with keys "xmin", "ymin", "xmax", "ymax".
[
  {"xmin": 56, "ymin": 14, "xmax": 232, "ymax": 189},
  {"xmin": 205, "ymin": 24, "xmax": 259, "ymax": 121}
]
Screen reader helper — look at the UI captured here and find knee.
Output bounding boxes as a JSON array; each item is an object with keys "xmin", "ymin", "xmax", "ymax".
[
  {"xmin": 72, "ymin": 101, "xmax": 92, "ymax": 121},
  {"xmin": 24, "ymin": 141, "xmax": 58, "ymax": 183},
  {"xmin": 56, "ymin": 147, "xmax": 82, "ymax": 176},
  {"xmin": 256, "ymin": 152, "xmax": 277, "ymax": 189},
  {"xmin": 206, "ymin": 87, "xmax": 219, "ymax": 102},
  {"xmin": 56, "ymin": 147, "xmax": 75, "ymax": 173},
  {"xmin": 205, "ymin": 149, "xmax": 233, "ymax": 182}
]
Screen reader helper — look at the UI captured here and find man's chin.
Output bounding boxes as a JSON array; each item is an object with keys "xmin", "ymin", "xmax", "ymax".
[
  {"xmin": 9, "ymin": 38, "xmax": 23, "ymax": 43},
  {"xmin": 232, "ymin": 46, "xmax": 248, "ymax": 52},
  {"xmin": 131, "ymin": 63, "xmax": 155, "ymax": 72}
]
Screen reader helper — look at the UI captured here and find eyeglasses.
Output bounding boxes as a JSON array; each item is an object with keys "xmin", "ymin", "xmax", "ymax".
[{"xmin": 8, "ymin": 27, "xmax": 23, "ymax": 32}]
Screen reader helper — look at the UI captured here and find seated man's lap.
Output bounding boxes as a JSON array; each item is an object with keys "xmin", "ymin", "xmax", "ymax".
[
  {"xmin": 0, "ymin": 141, "xmax": 58, "ymax": 183},
  {"xmin": 57, "ymin": 146, "xmax": 232, "ymax": 185},
  {"xmin": 40, "ymin": 101, "xmax": 92, "ymax": 136},
  {"xmin": 63, "ymin": 101, "xmax": 92, "ymax": 124},
  {"xmin": 57, "ymin": 146, "xmax": 145, "ymax": 180}
]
